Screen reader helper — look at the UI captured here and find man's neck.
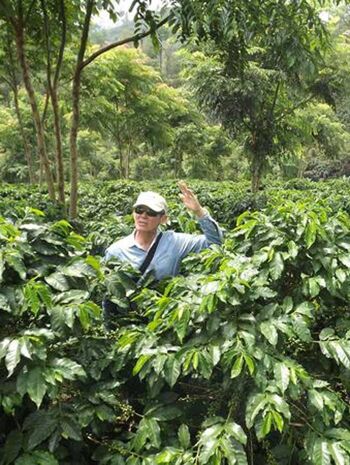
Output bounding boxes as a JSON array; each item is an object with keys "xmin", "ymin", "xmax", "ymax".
[{"xmin": 134, "ymin": 230, "xmax": 158, "ymax": 251}]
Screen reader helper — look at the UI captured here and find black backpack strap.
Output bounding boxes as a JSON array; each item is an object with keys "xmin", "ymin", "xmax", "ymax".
[
  {"xmin": 139, "ymin": 232, "xmax": 163, "ymax": 275},
  {"xmin": 103, "ymin": 232, "xmax": 163, "ymax": 331}
]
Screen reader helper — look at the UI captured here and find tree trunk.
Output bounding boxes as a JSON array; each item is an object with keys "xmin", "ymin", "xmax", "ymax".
[
  {"xmin": 66, "ymin": 5, "xmax": 169, "ymax": 216},
  {"xmin": 159, "ymin": 45, "xmax": 163, "ymax": 75},
  {"xmin": 5, "ymin": 30, "xmax": 35, "ymax": 184},
  {"xmin": 125, "ymin": 150, "xmax": 130, "ymax": 179},
  {"xmin": 50, "ymin": 89, "xmax": 65, "ymax": 203},
  {"xmin": 14, "ymin": 19, "xmax": 55, "ymax": 200},
  {"xmin": 41, "ymin": 0, "xmax": 66, "ymax": 205},
  {"xmin": 12, "ymin": 85, "xmax": 35, "ymax": 183},
  {"xmin": 251, "ymin": 162, "xmax": 261, "ymax": 193},
  {"xmin": 174, "ymin": 152, "xmax": 183, "ymax": 178},
  {"xmin": 119, "ymin": 149, "xmax": 125, "ymax": 178},
  {"xmin": 250, "ymin": 150, "xmax": 265, "ymax": 193},
  {"xmin": 69, "ymin": 0, "xmax": 94, "ymax": 219}
]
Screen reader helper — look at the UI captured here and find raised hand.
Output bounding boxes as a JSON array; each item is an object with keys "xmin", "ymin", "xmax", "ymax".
[{"xmin": 178, "ymin": 181, "xmax": 206, "ymax": 218}]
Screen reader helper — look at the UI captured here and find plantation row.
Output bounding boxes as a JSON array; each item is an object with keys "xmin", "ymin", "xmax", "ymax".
[{"xmin": 1, "ymin": 180, "xmax": 350, "ymax": 465}]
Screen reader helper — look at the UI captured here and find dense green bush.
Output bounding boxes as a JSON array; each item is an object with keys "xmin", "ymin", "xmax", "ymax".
[
  {"xmin": 1, "ymin": 181, "xmax": 350, "ymax": 464},
  {"xmin": 304, "ymin": 157, "xmax": 350, "ymax": 181}
]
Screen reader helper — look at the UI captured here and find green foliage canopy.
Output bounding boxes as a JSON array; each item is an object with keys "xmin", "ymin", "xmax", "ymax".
[{"xmin": 1, "ymin": 179, "xmax": 350, "ymax": 464}]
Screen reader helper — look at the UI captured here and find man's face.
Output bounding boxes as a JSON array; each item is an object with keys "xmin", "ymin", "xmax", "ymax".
[{"xmin": 133, "ymin": 205, "xmax": 166, "ymax": 233}]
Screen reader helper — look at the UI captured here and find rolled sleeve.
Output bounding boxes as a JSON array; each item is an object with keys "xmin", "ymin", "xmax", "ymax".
[
  {"xmin": 198, "ymin": 211, "xmax": 223, "ymax": 246},
  {"xmin": 177, "ymin": 212, "xmax": 224, "ymax": 257}
]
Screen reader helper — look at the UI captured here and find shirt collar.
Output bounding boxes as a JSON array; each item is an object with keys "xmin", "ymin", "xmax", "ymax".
[{"xmin": 128, "ymin": 229, "xmax": 161, "ymax": 250}]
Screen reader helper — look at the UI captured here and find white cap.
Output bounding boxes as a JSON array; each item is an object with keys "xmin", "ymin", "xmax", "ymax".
[{"xmin": 133, "ymin": 191, "xmax": 167, "ymax": 213}]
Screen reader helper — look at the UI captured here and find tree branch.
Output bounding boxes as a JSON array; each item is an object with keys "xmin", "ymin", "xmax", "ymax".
[
  {"xmin": 53, "ymin": 0, "xmax": 66, "ymax": 87},
  {"xmin": 270, "ymin": 80, "xmax": 281, "ymax": 119},
  {"xmin": 276, "ymin": 92, "xmax": 316, "ymax": 123},
  {"xmin": 80, "ymin": 14, "xmax": 171, "ymax": 71},
  {"xmin": 24, "ymin": 0, "xmax": 37, "ymax": 25}
]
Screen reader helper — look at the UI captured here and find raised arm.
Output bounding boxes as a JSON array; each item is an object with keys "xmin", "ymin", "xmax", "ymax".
[{"xmin": 176, "ymin": 181, "xmax": 223, "ymax": 256}]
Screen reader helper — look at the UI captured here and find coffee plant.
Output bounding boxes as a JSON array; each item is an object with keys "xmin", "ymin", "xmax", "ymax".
[{"xmin": 0, "ymin": 180, "xmax": 350, "ymax": 464}]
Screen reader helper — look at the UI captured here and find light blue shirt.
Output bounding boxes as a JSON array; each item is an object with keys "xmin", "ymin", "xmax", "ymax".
[{"xmin": 105, "ymin": 213, "xmax": 223, "ymax": 280}]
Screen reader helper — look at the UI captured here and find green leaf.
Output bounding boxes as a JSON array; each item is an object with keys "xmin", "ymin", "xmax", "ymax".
[
  {"xmin": 148, "ymin": 405, "xmax": 182, "ymax": 421},
  {"xmin": 45, "ymin": 272, "xmax": 70, "ymax": 291},
  {"xmin": 309, "ymin": 389, "xmax": 324, "ymax": 411},
  {"xmin": 209, "ymin": 345, "xmax": 221, "ymax": 366},
  {"xmin": 174, "ymin": 307, "xmax": 190, "ymax": 342},
  {"xmin": 293, "ymin": 316, "xmax": 312, "ymax": 342},
  {"xmin": 86, "ymin": 255, "xmax": 102, "ymax": 276},
  {"xmin": 78, "ymin": 304, "xmax": 90, "ymax": 329},
  {"xmin": 271, "ymin": 411, "xmax": 284, "ymax": 433},
  {"xmin": 282, "ymin": 296, "xmax": 293, "ymax": 312},
  {"xmin": 164, "ymin": 355, "xmax": 181, "ymax": 387},
  {"xmin": 245, "ymin": 393, "xmax": 267, "ymax": 428},
  {"xmin": 155, "ymin": 448, "xmax": 179, "ymax": 464},
  {"xmin": 15, "ymin": 450, "xmax": 58, "ymax": 465},
  {"xmin": 5, "ymin": 339, "xmax": 21, "ymax": 377},
  {"xmin": 329, "ymin": 441, "xmax": 346, "ymax": 465},
  {"xmin": 287, "ymin": 240, "xmax": 298, "ymax": 258},
  {"xmin": 60, "ymin": 416, "xmax": 82, "ymax": 441},
  {"xmin": 1, "ymin": 430, "xmax": 23, "ymax": 465},
  {"xmin": 24, "ymin": 281, "xmax": 52, "ymax": 316},
  {"xmin": 198, "ymin": 424, "xmax": 222, "ymax": 463},
  {"xmin": 50, "ymin": 219, "xmax": 72, "ymax": 236},
  {"xmin": 136, "ymin": 418, "xmax": 161, "ymax": 450},
  {"xmin": 269, "ymin": 394, "xmax": 291, "ymax": 420},
  {"xmin": 270, "ymin": 252, "xmax": 284, "ymax": 279},
  {"xmin": 261, "ymin": 411, "xmax": 272, "ymax": 438},
  {"xmin": 23, "ymin": 411, "xmax": 58, "ymax": 450},
  {"xmin": 0, "ymin": 293, "xmax": 11, "ymax": 312},
  {"xmin": 6, "ymin": 252, "xmax": 26, "ymax": 280},
  {"xmin": 95, "ymin": 404, "xmax": 115, "ymax": 422},
  {"xmin": 200, "ymin": 294, "xmax": 218, "ymax": 313},
  {"xmin": 26, "ymin": 366, "xmax": 47, "ymax": 408},
  {"xmin": 54, "ymin": 289, "xmax": 89, "ymax": 304},
  {"xmin": 338, "ymin": 255, "xmax": 350, "ymax": 268},
  {"xmin": 49, "ymin": 358, "xmax": 86, "ymax": 380},
  {"xmin": 198, "ymin": 351, "xmax": 213, "ymax": 379},
  {"xmin": 50, "ymin": 306, "xmax": 75, "ymax": 330},
  {"xmin": 310, "ymin": 438, "xmax": 331, "ymax": 465},
  {"xmin": 23, "ymin": 284, "xmax": 40, "ymax": 315},
  {"xmin": 335, "ymin": 269, "xmax": 347, "ymax": 283},
  {"xmin": 274, "ymin": 362, "xmax": 290, "ymax": 394},
  {"xmin": 178, "ymin": 424, "xmax": 191, "ymax": 449},
  {"xmin": 260, "ymin": 322, "xmax": 278, "ymax": 346},
  {"xmin": 309, "ymin": 277, "xmax": 320, "ymax": 298},
  {"xmin": 243, "ymin": 354, "xmax": 255, "ymax": 376},
  {"xmin": 117, "ymin": 271, "xmax": 137, "ymax": 291},
  {"xmin": 225, "ymin": 422, "xmax": 247, "ymax": 445},
  {"xmin": 231, "ymin": 354, "xmax": 244, "ymax": 378},
  {"xmin": 320, "ymin": 328, "xmax": 335, "ymax": 340},
  {"xmin": 320, "ymin": 339, "xmax": 350, "ymax": 369},
  {"xmin": 305, "ymin": 220, "xmax": 317, "ymax": 248},
  {"xmin": 133, "ymin": 354, "xmax": 151, "ymax": 376},
  {"xmin": 0, "ymin": 337, "xmax": 10, "ymax": 360}
]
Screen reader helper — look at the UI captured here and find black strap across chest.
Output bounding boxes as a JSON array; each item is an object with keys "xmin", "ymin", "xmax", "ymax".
[{"xmin": 139, "ymin": 232, "xmax": 163, "ymax": 275}]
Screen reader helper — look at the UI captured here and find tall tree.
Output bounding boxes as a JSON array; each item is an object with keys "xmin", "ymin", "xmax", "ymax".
[
  {"xmin": 68, "ymin": 2, "xmax": 171, "ymax": 218},
  {"xmin": 41, "ymin": 0, "xmax": 67, "ymax": 205},
  {"xmin": 68, "ymin": 0, "xmax": 94, "ymax": 219},
  {"xmin": 0, "ymin": 0, "xmax": 56, "ymax": 199},
  {"xmin": 0, "ymin": 26, "xmax": 35, "ymax": 183},
  {"xmin": 80, "ymin": 47, "xmax": 190, "ymax": 179},
  {"xmin": 172, "ymin": 0, "xmax": 331, "ymax": 191}
]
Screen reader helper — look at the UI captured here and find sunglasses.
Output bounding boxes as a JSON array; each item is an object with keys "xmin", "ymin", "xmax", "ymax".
[{"xmin": 134, "ymin": 206, "xmax": 164, "ymax": 217}]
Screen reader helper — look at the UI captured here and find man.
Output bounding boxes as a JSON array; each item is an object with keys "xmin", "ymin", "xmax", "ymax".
[{"xmin": 105, "ymin": 181, "xmax": 223, "ymax": 281}]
